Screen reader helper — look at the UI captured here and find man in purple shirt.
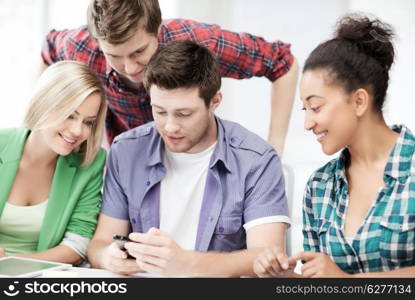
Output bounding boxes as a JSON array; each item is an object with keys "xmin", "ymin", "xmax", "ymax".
[{"xmin": 88, "ymin": 40, "xmax": 292, "ymax": 277}]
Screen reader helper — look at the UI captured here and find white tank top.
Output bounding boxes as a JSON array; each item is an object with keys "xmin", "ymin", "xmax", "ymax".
[{"xmin": 0, "ymin": 200, "xmax": 48, "ymax": 255}]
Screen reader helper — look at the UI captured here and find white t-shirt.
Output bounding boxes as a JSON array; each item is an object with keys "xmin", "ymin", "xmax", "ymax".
[{"xmin": 160, "ymin": 142, "xmax": 217, "ymax": 250}]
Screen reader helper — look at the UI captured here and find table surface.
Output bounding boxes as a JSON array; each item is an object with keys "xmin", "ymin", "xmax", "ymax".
[{"xmin": 40, "ymin": 267, "xmax": 165, "ymax": 278}]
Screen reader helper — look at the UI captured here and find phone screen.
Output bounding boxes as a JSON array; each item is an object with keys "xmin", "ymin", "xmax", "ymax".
[{"xmin": 113, "ymin": 235, "xmax": 131, "ymax": 251}]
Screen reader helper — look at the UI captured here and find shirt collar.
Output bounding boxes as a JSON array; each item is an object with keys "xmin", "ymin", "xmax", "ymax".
[
  {"xmin": 105, "ymin": 61, "xmax": 113, "ymax": 75},
  {"xmin": 334, "ymin": 149, "xmax": 349, "ymax": 184},
  {"xmin": 384, "ymin": 124, "xmax": 415, "ymax": 182},
  {"xmin": 208, "ymin": 117, "xmax": 233, "ymax": 173},
  {"xmin": 146, "ymin": 126, "xmax": 164, "ymax": 167},
  {"xmin": 145, "ymin": 117, "xmax": 233, "ymax": 173},
  {"xmin": 333, "ymin": 124, "xmax": 415, "ymax": 184}
]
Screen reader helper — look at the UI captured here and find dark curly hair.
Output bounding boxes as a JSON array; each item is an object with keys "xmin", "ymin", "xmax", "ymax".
[{"xmin": 304, "ymin": 13, "xmax": 395, "ymax": 113}]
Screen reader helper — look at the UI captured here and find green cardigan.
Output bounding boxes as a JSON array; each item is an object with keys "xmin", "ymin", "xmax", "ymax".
[{"xmin": 0, "ymin": 128, "xmax": 106, "ymax": 252}]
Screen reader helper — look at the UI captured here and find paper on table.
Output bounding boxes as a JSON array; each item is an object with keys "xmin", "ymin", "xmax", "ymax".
[
  {"xmin": 131, "ymin": 272, "xmax": 187, "ymax": 278},
  {"xmin": 41, "ymin": 270, "xmax": 78, "ymax": 277},
  {"xmin": 131, "ymin": 272, "xmax": 165, "ymax": 278}
]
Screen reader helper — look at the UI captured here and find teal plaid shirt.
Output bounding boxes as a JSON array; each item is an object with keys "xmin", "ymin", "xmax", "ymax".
[{"xmin": 303, "ymin": 125, "xmax": 415, "ymax": 274}]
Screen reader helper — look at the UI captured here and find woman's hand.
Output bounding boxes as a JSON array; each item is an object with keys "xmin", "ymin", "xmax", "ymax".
[
  {"xmin": 253, "ymin": 246, "xmax": 297, "ymax": 277},
  {"xmin": 289, "ymin": 252, "xmax": 352, "ymax": 278}
]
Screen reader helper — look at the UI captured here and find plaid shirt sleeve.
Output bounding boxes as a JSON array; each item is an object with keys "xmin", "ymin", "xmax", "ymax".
[
  {"xmin": 41, "ymin": 26, "xmax": 100, "ymax": 67},
  {"xmin": 41, "ymin": 29, "xmax": 72, "ymax": 64},
  {"xmin": 302, "ymin": 179, "xmax": 320, "ymax": 253},
  {"xmin": 160, "ymin": 19, "xmax": 294, "ymax": 82}
]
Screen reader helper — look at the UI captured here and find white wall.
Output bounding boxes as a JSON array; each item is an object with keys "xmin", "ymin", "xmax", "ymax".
[
  {"xmin": 350, "ymin": 0, "xmax": 415, "ymax": 128},
  {"xmin": 0, "ymin": 0, "xmax": 44, "ymax": 128},
  {"xmin": 0, "ymin": 0, "xmax": 175, "ymax": 128}
]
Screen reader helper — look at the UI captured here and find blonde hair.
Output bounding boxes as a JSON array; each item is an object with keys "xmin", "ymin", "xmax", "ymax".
[{"xmin": 23, "ymin": 61, "xmax": 107, "ymax": 167}]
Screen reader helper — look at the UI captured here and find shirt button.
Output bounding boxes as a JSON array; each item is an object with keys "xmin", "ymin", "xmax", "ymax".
[
  {"xmin": 209, "ymin": 217, "xmax": 214, "ymax": 222},
  {"xmin": 146, "ymin": 181, "xmax": 150, "ymax": 186},
  {"xmin": 230, "ymin": 137, "xmax": 235, "ymax": 143},
  {"xmin": 132, "ymin": 218, "xmax": 136, "ymax": 224},
  {"xmin": 219, "ymin": 226, "xmax": 224, "ymax": 233}
]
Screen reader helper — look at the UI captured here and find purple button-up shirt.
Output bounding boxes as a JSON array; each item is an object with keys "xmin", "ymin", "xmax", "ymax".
[{"xmin": 102, "ymin": 117, "xmax": 289, "ymax": 252}]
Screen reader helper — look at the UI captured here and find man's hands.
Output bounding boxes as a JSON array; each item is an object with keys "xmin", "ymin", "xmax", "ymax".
[
  {"xmin": 289, "ymin": 252, "xmax": 351, "ymax": 278},
  {"xmin": 125, "ymin": 227, "xmax": 194, "ymax": 277},
  {"xmin": 100, "ymin": 242, "xmax": 142, "ymax": 275},
  {"xmin": 253, "ymin": 246, "xmax": 296, "ymax": 277},
  {"xmin": 254, "ymin": 247, "xmax": 351, "ymax": 278},
  {"xmin": 105, "ymin": 227, "xmax": 348, "ymax": 278}
]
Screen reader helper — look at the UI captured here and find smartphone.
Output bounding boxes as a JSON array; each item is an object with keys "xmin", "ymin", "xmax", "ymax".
[{"xmin": 113, "ymin": 234, "xmax": 131, "ymax": 251}]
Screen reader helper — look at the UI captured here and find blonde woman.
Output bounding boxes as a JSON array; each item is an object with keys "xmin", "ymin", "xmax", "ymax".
[{"xmin": 0, "ymin": 61, "xmax": 107, "ymax": 265}]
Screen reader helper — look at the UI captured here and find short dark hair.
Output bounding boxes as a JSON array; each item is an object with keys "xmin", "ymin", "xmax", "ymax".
[
  {"xmin": 87, "ymin": 0, "xmax": 162, "ymax": 44},
  {"xmin": 304, "ymin": 13, "xmax": 395, "ymax": 113},
  {"xmin": 143, "ymin": 40, "xmax": 222, "ymax": 107}
]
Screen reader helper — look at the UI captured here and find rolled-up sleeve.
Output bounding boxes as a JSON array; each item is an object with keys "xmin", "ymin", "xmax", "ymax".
[
  {"xmin": 41, "ymin": 29, "xmax": 70, "ymax": 65},
  {"xmin": 65, "ymin": 149, "xmax": 106, "ymax": 239},
  {"xmin": 243, "ymin": 149, "xmax": 290, "ymax": 225},
  {"xmin": 206, "ymin": 24, "xmax": 294, "ymax": 81},
  {"xmin": 302, "ymin": 181, "xmax": 320, "ymax": 252},
  {"xmin": 159, "ymin": 20, "xmax": 294, "ymax": 82},
  {"xmin": 59, "ymin": 232, "xmax": 90, "ymax": 259}
]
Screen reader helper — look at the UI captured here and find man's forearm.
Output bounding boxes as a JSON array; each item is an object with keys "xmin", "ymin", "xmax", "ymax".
[
  {"xmin": 87, "ymin": 239, "xmax": 108, "ymax": 269},
  {"xmin": 268, "ymin": 58, "xmax": 299, "ymax": 156},
  {"xmin": 188, "ymin": 248, "xmax": 264, "ymax": 278}
]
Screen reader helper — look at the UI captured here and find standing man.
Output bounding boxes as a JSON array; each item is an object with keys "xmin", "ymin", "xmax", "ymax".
[
  {"xmin": 87, "ymin": 40, "xmax": 292, "ymax": 277},
  {"xmin": 41, "ymin": 0, "xmax": 298, "ymax": 155}
]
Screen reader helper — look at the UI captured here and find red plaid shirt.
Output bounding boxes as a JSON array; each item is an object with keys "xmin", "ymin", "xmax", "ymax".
[{"xmin": 42, "ymin": 19, "xmax": 293, "ymax": 144}]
